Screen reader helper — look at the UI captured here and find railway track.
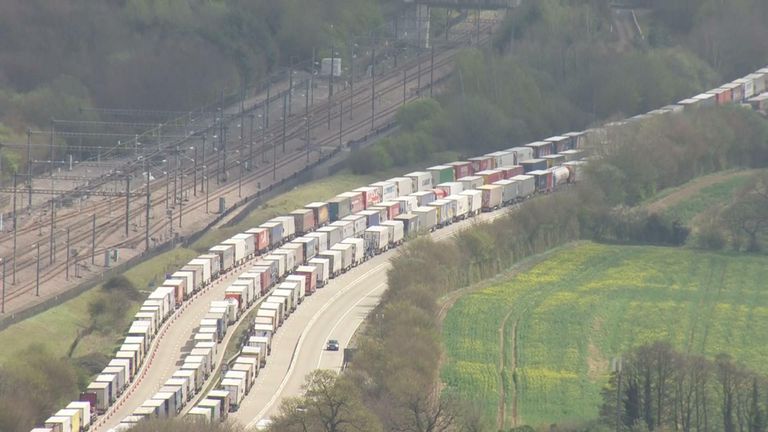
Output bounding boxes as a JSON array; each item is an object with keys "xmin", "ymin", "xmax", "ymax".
[{"xmin": 0, "ymin": 16, "xmax": 498, "ymax": 312}]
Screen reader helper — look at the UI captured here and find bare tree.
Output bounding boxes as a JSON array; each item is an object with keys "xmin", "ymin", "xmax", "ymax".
[
  {"xmin": 748, "ymin": 378, "xmax": 765, "ymax": 432},
  {"xmin": 128, "ymin": 418, "xmax": 245, "ymax": 432},
  {"xmin": 673, "ymin": 353, "xmax": 711, "ymax": 432},
  {"xmin": 390, "ymin": 393, "xmax": 456, "ymax": 432},
  {"xmin": 270, "ymin": 370, "xmax": 382, "ymax": 432},
  {"xmin": 716, "ymin": 354, "xmax": 739, "ymax": 432},
  {"xmin": 652, "ymin": 342, "xmax": 676, "ymax": 429}
]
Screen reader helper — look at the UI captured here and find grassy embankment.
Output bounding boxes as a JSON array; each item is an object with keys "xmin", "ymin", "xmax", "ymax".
[
  {"xmin": 442, "ymin": 242, "xmax": 768, "ymax": 427},
  {"xmin": 0, "ymin": 248, "xmax": 197, "ymax": 364}
]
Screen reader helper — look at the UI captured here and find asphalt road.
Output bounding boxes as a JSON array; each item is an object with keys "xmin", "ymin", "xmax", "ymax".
[{"xmin": 231, "ymin": 207, "xmax": 512, "ymax": 428}]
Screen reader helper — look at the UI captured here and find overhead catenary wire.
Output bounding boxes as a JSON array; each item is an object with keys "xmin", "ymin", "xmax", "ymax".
[{"xmin": 0, "ymin": 11, "xmax": 499, "ymax": 314}]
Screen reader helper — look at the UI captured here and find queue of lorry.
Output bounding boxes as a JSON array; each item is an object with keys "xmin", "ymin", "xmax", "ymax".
[{"xmin": 32, "ymin": 63, "xmax": 768, "ymax": 432}]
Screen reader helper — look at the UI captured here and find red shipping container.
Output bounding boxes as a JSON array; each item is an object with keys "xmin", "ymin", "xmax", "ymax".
[
  {"xmin": 367, "ymin": 190, "xmax": 381, "ymax": 208},
  {"xmin": 433, "ymin": 188, "xmax": 448, "ymax": 199},
  {"xmin": 477, "ymin": 169, "xmax": 504, "ymax": 185},
  {"xmin": 717, "ymin": 88, "xmax": 732, "ymax": 105},
  {"xmin": 354, "ymin": 187, "xmax": 381, "ymax": 209},
  {"xmin": 247, "ymin": 228, "xmax": 270, "ymax": 252},
  {"xmin": 501, "ymin": 165, "xmax": 524, "ymax": 179},
  {"xmin": 469, "ymin": 156, "xmax": 494, "ymax": 172},
  {"xmin": 259, "ymin": 270, "xmax": 271, "ymax": 295},
  {"xmin": 294, "ymin": 270, "xmax": 317, "ymax": 295},
  {"xmin": 172, "ymin": 284, "xmax": 184, "ymax": 306},
  {"xmin": 449, "ymin": 161, "xmax": 473, "ymax": 179},
  {"xmin": 351, "ymin": 196, "xmax": 365, "ymax": 213},
  {"xmin": 304, "ymin": 211, "xmax": 316, "ymax": 232},
  {"xmin": 385, "ymin": 202, "xmax": 400, "ymax": 220},
  {"xmin": 344, "ymin": 192, "xmax": 365, "ymax": 213},
  {"xmin": 162, "ymin": 279, "xmax": 185, "ymax": 306}
]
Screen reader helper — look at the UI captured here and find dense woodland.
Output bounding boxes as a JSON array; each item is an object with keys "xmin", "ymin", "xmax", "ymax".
[
  {"xmin": 0, "ymin": 0, "xmax": 386, "ymax": 174},
  {"xmin": 349, "ymin": 0, "xmax": 768, "ymax": 173}
]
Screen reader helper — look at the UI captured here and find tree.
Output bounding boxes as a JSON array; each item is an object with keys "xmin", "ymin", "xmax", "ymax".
[
  {"xmin": 127, "ymin": 418, "xmax": 245, "ymax": 432},
  {"xmin": 103, "ymin": 274, "xmax": 138, "ymax": 295},
  {"xmin": 722, "ymin": 174, "xmax": 768, "ymax": 252},
  {"xmin": 747, "ymin": 378, "xmax": 765, "ymax": 432},
  {"xmin": 716, "ymin": 354, "xmax": 739, "ymax": 432},
  {"xmin": 269, "ymin": 370, "xmax": 382, "ymax": 432},
  {"xmin": 651, "ymin": 342, "xmax": 676, "ymax": 429},
  {"xmin": 599, "ymin": 343, "xmax": 768, "ymax": 432},
  {"xmin": 390, "ymin": 393, "xmax": 455, "ymax": 432},
  {"xmin": 451, "ymin": 398, "xmax": 492, "ymax": 432},
  {"xmin": 396, "ymin": 99, "xmax": 442, "ymax": 131},
  {"xmin": 85, "ymin": 275, "xmax": 141, "ymax": 337}
]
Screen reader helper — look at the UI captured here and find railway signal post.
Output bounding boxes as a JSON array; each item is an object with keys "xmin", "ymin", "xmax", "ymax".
[
  {"xmin": 35, "ymin": 242, "xmax": 40, "ymax": 297},
  {"xmin": 1, "ymin": 258, "xmax": 5, "ymax": 313},
  {"xmin": 145, "ymin": 158, "xmax": 151, "ymax": 251},
  {"xmin": 91, "ymin": 214, "xmax": 96, "ymax": 265}
]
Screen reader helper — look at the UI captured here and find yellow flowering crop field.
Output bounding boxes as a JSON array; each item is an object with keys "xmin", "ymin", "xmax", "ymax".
[{"xmin": 441, "ymin": 242, "xmax": 768, "ymax": 428}]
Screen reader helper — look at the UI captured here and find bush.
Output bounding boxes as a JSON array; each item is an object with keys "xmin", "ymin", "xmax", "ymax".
[
  {"xmin": 103, "ymin": 274, "xmax": 140, "ymax": 299},
  {"xmin": 691, "ymin": 210, "xmax": 727, "ymax": 250},
  {"xmin": 87, "ymin": 275, "xmax": 141, "ymax": 334},
  {"xmin": 348, "ymin": 144, "xmax": 391, "ymax": 174},
  {"xmin": 395, "ymin": 98, "xmax": 442, "ymax": 130}
]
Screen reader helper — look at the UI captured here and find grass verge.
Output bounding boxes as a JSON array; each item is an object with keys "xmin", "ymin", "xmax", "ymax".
[{"xmin": 0, "ymin": 248, "xmax": 197, "ymax": 364}]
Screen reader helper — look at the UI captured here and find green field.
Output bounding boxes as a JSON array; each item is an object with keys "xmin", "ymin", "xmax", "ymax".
[
  {"xmin": 442, "ymin": 242, "xmax": 768, "ymax": 428},
  {"xmin": 662, "ymin": 174, "xmax": 754, "ymax": 224}
]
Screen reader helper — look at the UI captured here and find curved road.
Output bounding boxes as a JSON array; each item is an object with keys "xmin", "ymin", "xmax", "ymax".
[
  {"xmin": 94, "ymin": 199, "xmax": 511, "ymax": 431},
  {"xmin": 231, "ymin": 207, "xmax": 513, "ymax": 427}
]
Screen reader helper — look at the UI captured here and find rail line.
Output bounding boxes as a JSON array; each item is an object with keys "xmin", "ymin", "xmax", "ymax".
[{"xmin": 0, "ymin": 17, "xmax": 497, "ymax": 312}]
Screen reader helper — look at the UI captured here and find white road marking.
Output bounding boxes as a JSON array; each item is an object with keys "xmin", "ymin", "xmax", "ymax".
[
  {"xmin": 316, "ymin": 282, "xmax": 386, "ymax": 369},
  {"xmin": 246, "ymin": 263, "xmax": 389, "ymax": 428}
]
